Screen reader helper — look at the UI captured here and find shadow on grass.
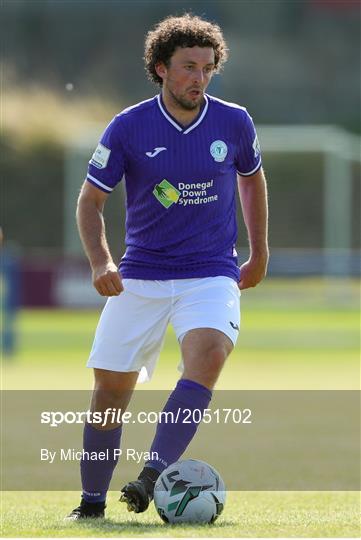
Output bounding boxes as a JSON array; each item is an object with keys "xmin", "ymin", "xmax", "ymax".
[{"xmin": 59, "ymin": 517, "xmax": 235, "ymax": 534}]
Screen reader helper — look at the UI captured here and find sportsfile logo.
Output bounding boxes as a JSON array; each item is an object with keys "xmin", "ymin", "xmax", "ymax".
[
  {"xmin": 40, "ymin": 407, "xmax": 252, "ymax": 427},
  {"xmin": 153, "ymin": 179, "xmax": 218, "ymax": 209}
]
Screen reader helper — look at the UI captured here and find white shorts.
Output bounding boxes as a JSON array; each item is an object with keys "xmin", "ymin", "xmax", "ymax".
[{"xmin": 87, "ymin": 276, "xmax": 241, "ymax": 383}]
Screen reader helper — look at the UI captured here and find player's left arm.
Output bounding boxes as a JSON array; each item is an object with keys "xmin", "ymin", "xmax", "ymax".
[{"xmin": 237, "ymin": 167, "xmax": 269, "ymax": 290}]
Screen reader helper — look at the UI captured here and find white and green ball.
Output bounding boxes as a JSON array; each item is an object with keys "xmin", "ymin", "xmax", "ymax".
[{"xmin": 153, "ymin": 459, "xmax": 226, "ymax": 524}]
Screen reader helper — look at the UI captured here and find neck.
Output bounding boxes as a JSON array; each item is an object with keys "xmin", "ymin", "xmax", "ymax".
[{"xmin": 161, "ymin": 89, "xmax": 203, "ymax": 127}]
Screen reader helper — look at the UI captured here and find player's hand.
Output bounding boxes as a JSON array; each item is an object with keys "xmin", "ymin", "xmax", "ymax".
[
  {"xmin": 92, "ymin": 262, "xmax": 123, "ymax": 296},
  {"xmin": 238, "ymin": 252, "xmax": 269, "ymax": 290}
]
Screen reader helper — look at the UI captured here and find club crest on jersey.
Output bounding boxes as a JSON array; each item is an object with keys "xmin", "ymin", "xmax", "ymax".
[{"xmin": 210, "ymin": 140, "xmax": 228, "ymax": 162}]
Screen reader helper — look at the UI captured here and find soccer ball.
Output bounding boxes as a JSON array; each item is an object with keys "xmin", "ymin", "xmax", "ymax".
[{"xmin": 153, "ymin": 459, "xmax": 226, "ymax": 524}]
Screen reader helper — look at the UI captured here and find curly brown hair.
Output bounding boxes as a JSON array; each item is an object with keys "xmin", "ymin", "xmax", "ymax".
[{"xmin": 144, "ymin": 13, "xmax": 228, "ymax": 86}]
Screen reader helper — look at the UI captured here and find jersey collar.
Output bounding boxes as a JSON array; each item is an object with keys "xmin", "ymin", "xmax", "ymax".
[{"xmin": 157, "ymin": 94, "xmax": 209, "ymax": 135}]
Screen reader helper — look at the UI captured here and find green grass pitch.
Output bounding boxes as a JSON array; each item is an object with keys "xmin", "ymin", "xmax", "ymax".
[
  {"xmin": 1, "ymin": 278, "xmax": 360, "ymax": 537},
  {"xmin": 3, "ymin": 491, "xmax": 360, "ymax": 537}
]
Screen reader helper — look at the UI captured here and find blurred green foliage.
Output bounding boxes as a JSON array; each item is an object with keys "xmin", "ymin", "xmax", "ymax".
[
  {"xmin": 1, "ymin": 133, "xmax": 63, "ymax": 250},
  {"xmin": 2, "ymin": 1, "xmax": 360, "ymax": 254},
  {"xmin": 2, "ymin": 0, "xmax": 360, "ymax": 132}
]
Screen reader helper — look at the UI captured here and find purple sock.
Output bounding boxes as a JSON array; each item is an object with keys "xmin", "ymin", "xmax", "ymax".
[
  {"xmin": 145, "ymin": 378, "xmax": 212, "ymax": 473},
  {"xmin": 81, "ymin": 423, "xmax": 122, "ymax": 503}
]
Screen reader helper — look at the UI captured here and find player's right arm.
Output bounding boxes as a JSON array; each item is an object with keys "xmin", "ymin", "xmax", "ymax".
[{"xmin": 76, "ymin": 181, "xmax": 123, "ymax": 296}]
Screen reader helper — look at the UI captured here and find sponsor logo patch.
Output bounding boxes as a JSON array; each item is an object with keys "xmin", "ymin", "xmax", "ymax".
[
  {"xmin": 210, "ymin": 140, "xmax": 228, "ymax": 162},
  {"xmin": 153, "ymin": 179, "xmax": 180, "ymax": 209},
  {"xmin": 253, "ymin": 135, "xmax": 261, "ymax": 158},
  {"xmin": 153, "ymin": 179, "xmax": 219, "ymax": 209},
  {"xmin": 90, "ymin": 143, "xmax": 111, "ymax": 169}
]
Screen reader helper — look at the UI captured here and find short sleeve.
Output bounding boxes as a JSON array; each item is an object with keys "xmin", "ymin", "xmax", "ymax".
[
  {"xmin": 235, "ymin": 110, "xmax": 262, "ymax": 177},
  {"xmin": 86, "ymin": 116, "xmax": 125, "ymax": 193}
]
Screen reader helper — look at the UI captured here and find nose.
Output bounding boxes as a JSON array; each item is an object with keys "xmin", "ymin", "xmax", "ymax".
[{"xmin": 192, "ymin": 69, "xmax": 204, "ymax": 85}]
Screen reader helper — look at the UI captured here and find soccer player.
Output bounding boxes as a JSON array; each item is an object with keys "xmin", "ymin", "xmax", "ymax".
[{"xmin": 66, "ymin": 13, "xmax": 268, "ymax": 520}]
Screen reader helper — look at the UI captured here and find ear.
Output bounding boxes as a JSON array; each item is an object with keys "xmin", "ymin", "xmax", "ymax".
[{"xmin": 155, "ymin": 62, "xmax": 167, "ymax": 82}]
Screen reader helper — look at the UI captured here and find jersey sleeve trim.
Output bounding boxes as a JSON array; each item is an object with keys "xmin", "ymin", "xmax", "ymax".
[
  {"xmin": 86, "ymin": 174, "xmax": 113, "ymax": 193},
  {"xmin": 237, "ymin": 158, "xmax": 262, "ymax": 177}
]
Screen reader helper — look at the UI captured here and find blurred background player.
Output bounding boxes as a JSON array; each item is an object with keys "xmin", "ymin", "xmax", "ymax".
[
  {"xmin": 0, "ymin": 227, "xmax": 20, "ymax": 357},
  {"xmin": 66, "ymin": 13, "xmax": 268, "ymax": 520}
]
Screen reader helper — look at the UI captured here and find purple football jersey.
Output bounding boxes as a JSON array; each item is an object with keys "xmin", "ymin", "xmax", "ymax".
[{"xmin": 87, "ymin": 94, "xmax": 262, "ymax": 281}]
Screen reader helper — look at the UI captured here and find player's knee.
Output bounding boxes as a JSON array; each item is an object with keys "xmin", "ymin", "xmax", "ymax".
[
  {"xmin": 184, "ymin": 346, "xmax": 227, "ymax": 388},
  {"xmin": 206, "ymin": 344, "xmax": 229, "ymax": 374},
  {"xmin": 92, "ymin": 386, "xmax": 133, "ymax": 412}
]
